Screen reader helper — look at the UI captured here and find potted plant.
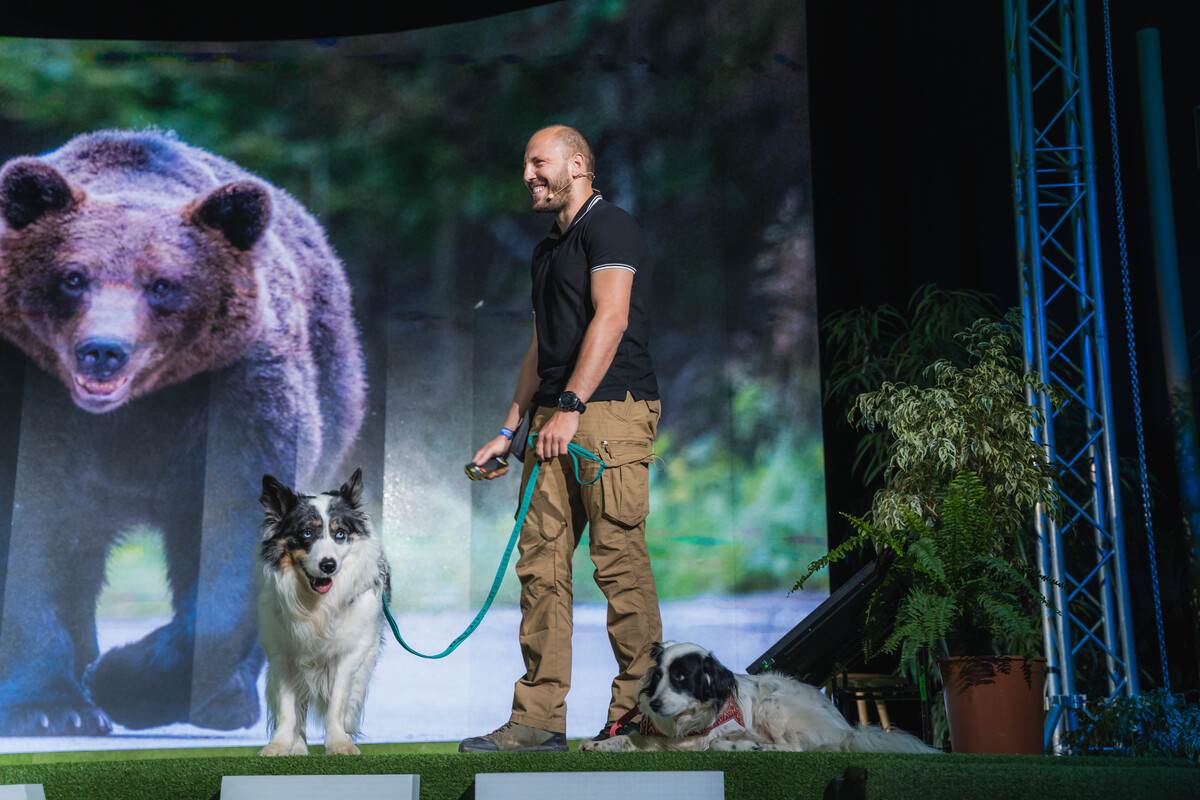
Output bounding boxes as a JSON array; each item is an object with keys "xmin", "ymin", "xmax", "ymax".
[{"xmin": 798, "ymin": 315, "xmax": 1059, "ymax": 753}]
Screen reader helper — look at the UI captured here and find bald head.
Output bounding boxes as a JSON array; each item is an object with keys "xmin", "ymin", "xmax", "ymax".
[
  {"xmin": 523, "ymin": 125, "xmax": 596, "ymax": 217},
  {"xmin": 531, "ymin": 125, "xmax": 595, "ymax": 176}
]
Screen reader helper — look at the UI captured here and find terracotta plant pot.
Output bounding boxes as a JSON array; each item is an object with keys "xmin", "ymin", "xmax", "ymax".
[{"xmin": 939, "ymin": 656, "xmax": 1046, "ymax": 754}]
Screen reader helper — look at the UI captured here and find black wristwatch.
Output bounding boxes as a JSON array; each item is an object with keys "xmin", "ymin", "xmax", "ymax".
[{"xmin": 557, "ymin": 391, "xmax": 587, "ymax": 414}]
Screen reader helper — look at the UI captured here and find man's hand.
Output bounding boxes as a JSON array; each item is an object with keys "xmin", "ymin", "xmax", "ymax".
[
  {"xmin": 470, "ymin": 436, "xmax": 513, "ymax": 479},
  {"xmin": 536, "ymin": 410, "xmax": 580, "ymax": 460}
]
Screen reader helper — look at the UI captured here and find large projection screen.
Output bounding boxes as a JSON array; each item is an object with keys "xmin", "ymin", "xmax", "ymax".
[{"xmin": 0, "ymin": 0, "xmax": 824, "ymax": 749}]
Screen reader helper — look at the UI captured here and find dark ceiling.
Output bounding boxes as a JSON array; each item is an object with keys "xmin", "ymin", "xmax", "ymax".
[{"xmin": 0, "ymin": 3, "xmax": 560, "ymax": 40}]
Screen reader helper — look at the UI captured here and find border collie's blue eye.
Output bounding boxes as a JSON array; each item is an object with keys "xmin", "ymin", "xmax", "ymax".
[
  {"xmin": 300, "ymin": 529, "xmax": 313, "ymax": 541},
  {"xmin": 334, "ymin": 531, "xmax": 347, "ymax": 542}
]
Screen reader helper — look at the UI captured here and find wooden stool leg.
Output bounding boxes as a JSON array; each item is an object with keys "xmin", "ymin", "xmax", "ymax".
[
  {"xmin": 855, "ymin": 695, "xmax": 870, "ymax": 726},
  {"xmin": 875, "ymin": 699, "xmax": 892, "ymax": 731}
]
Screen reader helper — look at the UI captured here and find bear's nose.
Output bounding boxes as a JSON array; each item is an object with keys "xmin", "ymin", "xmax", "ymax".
[
  {"xmin": 75, "ymin": 338, "xmax": 130, "ymax": 379},
  {"xmin": 319, "ymin": 558, "xmax": 337, "ymax": 575}
]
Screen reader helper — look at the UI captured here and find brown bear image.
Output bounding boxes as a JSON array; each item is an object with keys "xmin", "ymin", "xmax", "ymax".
[{"xmin": 0, "ymin": 129, "xmax": 365, "ymax": 735}]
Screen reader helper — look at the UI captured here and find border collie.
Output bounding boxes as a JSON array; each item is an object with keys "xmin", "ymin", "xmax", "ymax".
[
  {"xmin": 256, "ymin": 468, "xmax": 390, "ymax": 756},
  {"xmin": 581, "ymin": 641, "xmax": 937, "ymax": 753}
]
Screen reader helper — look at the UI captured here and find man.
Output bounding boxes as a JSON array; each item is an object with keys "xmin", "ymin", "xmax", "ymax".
[{"xmin": 459, "ymin": 125, "xmax": 663, "ymax": 752}]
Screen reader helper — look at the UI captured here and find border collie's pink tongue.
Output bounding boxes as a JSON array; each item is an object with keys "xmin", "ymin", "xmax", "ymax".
[{"xmin": 311, "ymin": 577, "xmax": 333, "ymax": 594}]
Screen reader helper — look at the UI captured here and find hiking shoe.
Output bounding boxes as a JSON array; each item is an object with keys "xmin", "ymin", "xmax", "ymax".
[
  {"xmin": 459, "ymin": 721, "xmax": 567, "ymax": 752},
  {"xmin": 591, "ymin": 718, "xmax": 640, "ymax": 741}
]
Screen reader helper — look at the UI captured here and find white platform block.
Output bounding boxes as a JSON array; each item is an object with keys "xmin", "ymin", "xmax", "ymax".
[
  {"xmin": 476, "ymin": 771, "xmax": 724, "ymax": 800},
  {"xmin": 221, "ymin": 774, "xmax": 419, "ymax": 800},
  {"xmin": 0, "ymin": 786, "xmax": 45, "ymax": 800}
]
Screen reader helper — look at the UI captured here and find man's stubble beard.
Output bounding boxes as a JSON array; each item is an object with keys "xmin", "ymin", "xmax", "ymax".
[
  {"xmin": 532, "ymin": 194, "xmax": 568, "ymax": 213},
  {"xmin": 531, "ymin": 168, "xmax": 575, "ymax": 213}
]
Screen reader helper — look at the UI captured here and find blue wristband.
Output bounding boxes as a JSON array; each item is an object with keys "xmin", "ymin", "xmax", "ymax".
[{"xmin": 499, "ymin": 427, "xmax": 515, "ymax": 441}]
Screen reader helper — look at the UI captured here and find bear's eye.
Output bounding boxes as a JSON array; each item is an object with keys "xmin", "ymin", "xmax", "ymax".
[
  {"xmin": 146, "ymin": 277, "xmax": 186, "ymax": 314},
  {"xmin": 60, "ymin": 271, "xmax": 87, "ymax": 295}
]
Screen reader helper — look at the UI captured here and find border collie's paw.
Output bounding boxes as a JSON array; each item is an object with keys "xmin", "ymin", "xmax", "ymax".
[
  {"xmin": 259, "ymin": 740, "xmax": 308, "ymax": 757},
  {"xmin": 581, "ymin": 734, "xmax": 633, "ymax": 752},
  {"xmin": 324, "ymin": 737, "xmax": 361, "ymax": 756},
  {"xmin": 710, "ymin": 738, "xmax": 763, "ymax": 752},
  {"xmin": 0, "ymin": 701, "xmax": 112, "ymax": 736}
]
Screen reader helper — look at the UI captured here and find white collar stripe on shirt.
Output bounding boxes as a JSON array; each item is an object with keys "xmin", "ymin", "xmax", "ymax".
[{"xmin": 565, "ymin": 193, "xmax": 604, "ymax": 232}]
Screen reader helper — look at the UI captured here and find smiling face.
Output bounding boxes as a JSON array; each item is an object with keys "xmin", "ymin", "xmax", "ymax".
[
  {"xmin": 522, "ymin": 128, "xmax": 580, "ymax": 214},
  {"xmin": 259, "ymin": 468, "xmax": 370, "ymax": 595}
]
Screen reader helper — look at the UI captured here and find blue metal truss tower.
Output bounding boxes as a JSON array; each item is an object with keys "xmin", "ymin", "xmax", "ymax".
[{"xmin": 1003, "ymin": 0, "xmax": 1139, "ymax": 750}]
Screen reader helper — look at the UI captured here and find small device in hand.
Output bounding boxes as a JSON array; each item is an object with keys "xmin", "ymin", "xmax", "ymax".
[{"xmin": 465, "ymin": 456, "xmax": 508, "ymax": 481}]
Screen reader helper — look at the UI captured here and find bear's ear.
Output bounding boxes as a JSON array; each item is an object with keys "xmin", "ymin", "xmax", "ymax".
[
  {"xmin": 192, "ymin": 180, "xmax": 271, "ymax": 251},
  {"xmin": 260, "ymin": 474, "xmax": 297, "ymax": 521},
  {"xmin": 0, "ymin": 160, "xmax": 78, "ymax": 230},
  {"xmin": 340, "ymin": 467, "xmax": 363, "ymax": 508}
]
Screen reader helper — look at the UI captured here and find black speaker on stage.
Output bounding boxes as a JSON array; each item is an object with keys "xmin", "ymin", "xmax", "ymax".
[
  {"xmin": 746, "ymin": 558, "xmax": 934, "ymax": 743},
  {"xmin": 746, "ymin": 559, "xmax": 883, "ymax": 681}
]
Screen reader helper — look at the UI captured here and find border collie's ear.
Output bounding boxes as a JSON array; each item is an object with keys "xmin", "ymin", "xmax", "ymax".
[
  {"xmin": 260, "ymin": 474, "xmax": 297, "ymax": 521},
  {"xmin": 340, "ymin": 467, "xmax": 363, "ymax": 507},
  {"xmin": 700, "ymin": 654, "xmax": 737, "ymax": 704}
]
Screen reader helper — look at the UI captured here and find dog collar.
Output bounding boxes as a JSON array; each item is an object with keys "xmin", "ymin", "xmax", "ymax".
[{"xmin": 640, "ymin": 695, "xmax": 746, "ymax": 739}]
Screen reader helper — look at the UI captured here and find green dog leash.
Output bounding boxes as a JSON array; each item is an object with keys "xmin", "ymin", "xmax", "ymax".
[{"xmin": 381, "ymin": 434, "xmax": 605, "ymax": 659}]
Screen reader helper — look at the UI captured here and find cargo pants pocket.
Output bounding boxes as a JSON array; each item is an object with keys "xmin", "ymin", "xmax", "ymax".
[{"xmin": 598, "ymin": 439, "xmax": 654, "ymax": 528}]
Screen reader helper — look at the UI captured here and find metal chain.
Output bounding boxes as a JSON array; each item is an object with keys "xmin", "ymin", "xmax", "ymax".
[{"xmin": 1101, "ymin": 0, "xmax": 1170, "ymax": 693}]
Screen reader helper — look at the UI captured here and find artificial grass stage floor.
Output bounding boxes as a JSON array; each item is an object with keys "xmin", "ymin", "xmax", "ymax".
[
  {"xmin": 0, "ymin": 747, "xmax": 1196, "ymax": 800},
  {"xmin": 0, "ymin": 740, "xmax": 462, "ymax": 765}
]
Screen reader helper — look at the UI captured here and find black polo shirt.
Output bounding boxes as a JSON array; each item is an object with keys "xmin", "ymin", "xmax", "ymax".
[{"xmin": 530, "ymin": 191, "xmax": 659, "ymax": 408}]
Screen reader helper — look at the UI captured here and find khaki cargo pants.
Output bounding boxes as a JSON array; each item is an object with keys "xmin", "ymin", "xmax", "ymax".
[{"xmin": 508, "ymin": 392, "xmax": 663, "ymax": 734}]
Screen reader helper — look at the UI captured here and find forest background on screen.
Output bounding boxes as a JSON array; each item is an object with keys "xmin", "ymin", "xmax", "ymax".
[{"xmin": 0, "ymin": 0, "xmax": 823, "ymax": 746}]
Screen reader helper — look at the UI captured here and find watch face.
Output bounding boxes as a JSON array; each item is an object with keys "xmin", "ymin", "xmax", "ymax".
[{"xmin": 558, "ymin": 391, "xmax": 577, "ymax": 409}]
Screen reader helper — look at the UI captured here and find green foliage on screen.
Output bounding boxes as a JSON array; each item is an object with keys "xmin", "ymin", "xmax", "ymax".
[{"xmin": 1, "ymin": 0, "xmax": 822, "ymax": 615}]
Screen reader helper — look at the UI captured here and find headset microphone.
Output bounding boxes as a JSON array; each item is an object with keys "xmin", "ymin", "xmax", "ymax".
[
  {"xmin": 543, "ymin": 171, "xmax": 596, "ymax": 202},
  {"xmin": 543, "ymin": 175, "xmax": 573, "ymax": 202}
]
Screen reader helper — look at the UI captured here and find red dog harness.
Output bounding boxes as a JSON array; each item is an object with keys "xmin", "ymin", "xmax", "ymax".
[{"xmin": 639, "ymin": 695, "xmax": 746, "ymax": 739}]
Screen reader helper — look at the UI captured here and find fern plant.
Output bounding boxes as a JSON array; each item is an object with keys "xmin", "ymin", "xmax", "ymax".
[
  {"xmin": 885, "ymin": 472, "xmax": 1045, "ymax": 674},
  {"xmin": 798, "ymin": 314, "xmax": 1059, "ymax": 682}
]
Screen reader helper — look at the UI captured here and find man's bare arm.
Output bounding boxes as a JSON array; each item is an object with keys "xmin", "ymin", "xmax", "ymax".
[
  {"xmin": 564, "ymin": 268, "xmax": 632, "ymax": 403},
  {"xmin": 535, "ymin": 269, "xmax": 632, "ymax": 459}
]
